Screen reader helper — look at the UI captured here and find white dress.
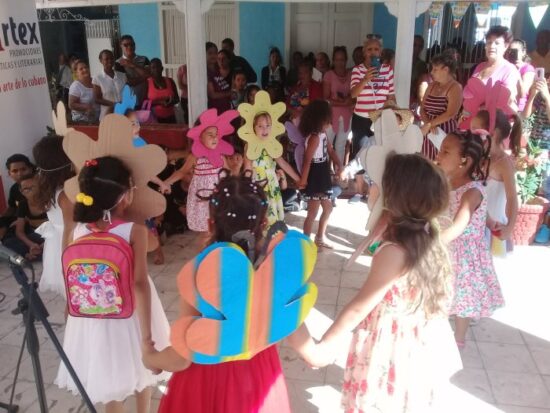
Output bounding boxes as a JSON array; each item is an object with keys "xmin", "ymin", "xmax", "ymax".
[
  {"xmin": 37, "ymin": 189, "xmax": 65, "ymax": 296},
  {"xmin": 486, "ymin": 178, "xmax": 509, "ymax": 257},
  {"xmin": 55, "ymin": 222, "xmax": 171, "ymax": 404}
]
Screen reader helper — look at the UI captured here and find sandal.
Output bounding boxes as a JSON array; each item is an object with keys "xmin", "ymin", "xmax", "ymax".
[
  {"xmin": 315, "ymin": 238, "xmax": 334, "ymax": 249},
  {"xmin": 455, "ymin": 340, "xmax": 466, "ymax": 350}
]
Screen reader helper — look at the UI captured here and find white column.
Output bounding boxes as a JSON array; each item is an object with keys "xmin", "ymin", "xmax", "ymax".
[
  {"xmin": 393, "ymin": 0, "xmax": 416, "ymax": 107},
  {"xmin": 174, "ymin": 0, "xmax": 208, "ymax": 124}
]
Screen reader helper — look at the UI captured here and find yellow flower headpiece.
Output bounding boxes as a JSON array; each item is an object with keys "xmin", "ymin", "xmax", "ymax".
[
  {"xmin": 237, "ymin": 91, "xmax": 286, "ymax": 160},
  {"xmin": 76, "ymin": 192, "xmax": 94, "ymax": 206}
]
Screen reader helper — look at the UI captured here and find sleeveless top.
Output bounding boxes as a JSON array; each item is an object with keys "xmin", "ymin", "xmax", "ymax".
[
  {"xmin": 423, "ymin": 88, "xmax": 457, "ymax": 134},
  {"xmin": 147, "ymin": 77, "xmax": 176, "ymax": 120},
  {"xmin": 73, "ymin": 221, "xmax": 133, "ymax": 243},
  {"xmin": 305, "ymin": 132, "xmax": 328, "ymax": 163}
]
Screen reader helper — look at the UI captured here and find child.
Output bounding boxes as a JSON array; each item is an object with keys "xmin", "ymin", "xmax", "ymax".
[
  {"xmin": 436, "ymin": 131, "xmax": 505, "ymax": 347},
  {"xmin": 230, "ymin": 70, "xmax": 247, "ymax": 109},
  {"xmin": 297, "ymin": 100, "xmax": 342, "ymax": 248},
  {"xmin": 0, "ymin": 154, "xmax": 33, "ymax": 239},
  {"xmin": 290, "ymin": 154, "xmax": 461, "ymax": 412},
  {"xmin": 243, "ymin": 112, "xmax": 301, "ymax": 227},
  {"xmin": 163, "ymin": 109, "xmax": 238, "ymax": 235},
  {"xmin": 55, "ymin": 156, "xmax": 170, "ymax": 413},
  {"xmin": 244, "ymin": 84, "xmax": 260, "ymax": 105},
  {"xmin": 2, "ymin": 173, "xmax": 46, "ymax": 259},
  {"xmin": 33, "ymin": 136, "xmax": 75, "ymax": 296},
  {"xmin": 471, "ymin": 110, "xmax": 520, "ymax": 249},
  {"xmin": 226, "ymin": 146, "xmax": 244, "ymax": 176},
  {"xmin": 143, "ymin": 174, "xmax": 315, "ymax": 413}
]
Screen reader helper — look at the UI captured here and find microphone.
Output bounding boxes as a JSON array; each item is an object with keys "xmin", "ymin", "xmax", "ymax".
[{"xmin": 0, "ymin": 244, "xmax": 28, "ymax": 266}]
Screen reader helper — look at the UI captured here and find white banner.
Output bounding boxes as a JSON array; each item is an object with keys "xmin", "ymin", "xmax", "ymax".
[{"xmin": 0, "ymin": 0, "xmax": 51, "ymax": 208}]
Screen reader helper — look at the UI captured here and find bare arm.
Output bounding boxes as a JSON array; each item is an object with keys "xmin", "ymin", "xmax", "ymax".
[
  {"xmin": 440, "ymin": 188, "xmax": 482, "ymax": 244},
  {"xmin": 58, "ymin": 190, "xmax": 75, "ymax": 251},
  {"xmin": 131, "ymin": 224, "xmax": 153, "ymax": 345},
  {"xmin": 419, "ymin": 83, "xmax": 434, "ymax": 124},
  {"xmin": 297, "ymin": 134, "xmax": 319, "ymax": 188},
  {"xmin": 164, "ymin": 154, "xmax": 195, "ymax": 187},
  {"xmin": 520, "ymin": 71, "xmax": 535, "ymax": 99},
  {"xmin": 350, "ymin": 67, "xmax": 377, "ymax": 99},
  {"xmin": 275, "ymin": 157, "xmax": 300, "ymax": 182},
  {"xmin": 14, "ymin": 218, "xmax": 38, "ymax": 249},
  {"xmin": 68, "ymin": 94, "xmax": 92, "ymax": 112},
  {"xmin": 327, "ymin": 139, "xmax": 342, "ymax": 173},
  {"xmin": 142, "ymin": 345, "xmax": 191, "ymax": 373},
  {"xmin": 421, "ymin": 83, "xmax": 463, "ymax": 134},
  {"xmin": 93, "ymin": 84, "xmax": 114, "ymax": 108},
  {"xmin": 497, "ymin": 159, "xmax": 518, "ymax": 240}
]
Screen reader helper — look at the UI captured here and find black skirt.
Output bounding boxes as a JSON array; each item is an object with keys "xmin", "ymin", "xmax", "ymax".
[{"xmin": 304, "ymin": 160, "xmax": 332, "ymax": 200}]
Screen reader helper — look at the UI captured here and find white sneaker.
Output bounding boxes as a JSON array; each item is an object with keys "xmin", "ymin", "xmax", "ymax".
[{"xmin": 348, "ymin": 194, "xmax": 362, "ymax": 204}]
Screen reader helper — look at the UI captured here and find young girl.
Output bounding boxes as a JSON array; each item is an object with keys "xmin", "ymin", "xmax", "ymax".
[
  {"xmin": 471, "ymin": 109, "xmax": 520, "ymax": 249},
  {"xmin": 436, "ymin": 131, "xmax": 505, "ymax": 347},
  {"xmin": 142, "ymin": 174, "xmax": 312, "ymax": 413},
  {"xmin": 243, "ymin": 111, "xmax": 301, "ymax": 227},
  {"xmin": 33, "ymin": 136, "xmax": 75, "ymax": 296},
  {"xmin": 55, "ymin": 156, "xmax": 170, "ymax": 413},
  {"xmin": 297, "ymin": 100, "xmax": 342, "ymax": 248},
  {"xmin": 290, "ymin": 154, "xmax": 461, "ymax": 412}
]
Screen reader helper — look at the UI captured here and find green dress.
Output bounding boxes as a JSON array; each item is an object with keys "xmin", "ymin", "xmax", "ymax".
[{"xmin": 252, "ymin": 150, "xmax": 284, "ymax": 227}]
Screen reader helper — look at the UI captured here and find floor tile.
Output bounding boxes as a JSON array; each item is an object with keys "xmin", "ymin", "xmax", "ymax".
[
  {"xmin": 531, "ymin": 348, "xmax": 550, "ymax": 375},
  {"xmin": 472, "ymin": 318, "xmax": 524, "ymax": 345},
  {"xmin": 450, "ymin": 368, "xmax": 495, "ymax": 404},
  {"xmin": 478, "ymin": 342, "xmax": 538, "ymax": 373},
  {"xmin": 487, "ymin": 370, "xmax": 550, "ymax": 408}
]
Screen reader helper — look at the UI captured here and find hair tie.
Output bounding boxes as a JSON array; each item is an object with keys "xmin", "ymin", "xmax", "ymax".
[
  {"xmin": 76, "ymin": 192, "xmax": 94, "ymax": 206},
  {"xmin": 85, "ymin": 159, "xmax": 98, "ymax": 167},
  {"xmin": 37, "ymin": 163, "xmax": 72, "ymax": 173}
]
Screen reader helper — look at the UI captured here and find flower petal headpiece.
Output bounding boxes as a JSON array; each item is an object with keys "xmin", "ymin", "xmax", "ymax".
[
  {"xmin": 187, "ymin": 108, "xmax": 239, "ymax": 167},
  {"xmin": 237, "ymin": 91, "xmax": 286, "ymax": 160}
]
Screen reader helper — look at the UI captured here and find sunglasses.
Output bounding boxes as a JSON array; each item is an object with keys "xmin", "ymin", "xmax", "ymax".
[{"xmin": 366, "ymin": 34, "xmax": 382, "ymax": 40}]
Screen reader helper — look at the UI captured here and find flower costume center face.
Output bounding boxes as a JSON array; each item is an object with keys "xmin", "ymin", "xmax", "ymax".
[
  {"xmin": 254, "ymin": 115, "xmax": 272, "ymax": 141},
  {"xmin": 200, "ymin": 126, "xmax": 219, "ymax": 150}
]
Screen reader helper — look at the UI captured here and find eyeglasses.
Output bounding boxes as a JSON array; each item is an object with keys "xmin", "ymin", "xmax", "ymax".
[{"xmin": 366, "ymin": 34, "xmax": 382, "ymax": 40}]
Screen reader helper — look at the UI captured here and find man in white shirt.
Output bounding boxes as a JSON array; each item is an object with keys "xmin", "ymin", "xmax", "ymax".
[
  {"xmin": 115, "ymin": 35, "xmax": 150, "ymax": 107},
  {"xmin": 93, "ymin": 49, "xmax": 127, "ymax": 120},
  {"xmin": 56, "ymin": 53, "xmax": 73, "ymax": 105}
]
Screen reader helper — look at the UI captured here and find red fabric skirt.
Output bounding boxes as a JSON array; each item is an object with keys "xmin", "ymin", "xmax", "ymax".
[{"xmin": 158, "ymin": 345, "xmax": 290, "ymax": 413}]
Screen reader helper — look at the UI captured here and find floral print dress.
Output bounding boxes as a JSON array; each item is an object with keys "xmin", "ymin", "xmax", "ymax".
[
  {"xmin": 449, "ymin": 181, "xmax": 505, "ymax": 319},
  {"xmin": 342, "ymin": 244, "xmax": 461, "ymax": 412},
  {"xmin": 252, "ymin": 149, "xmax": 284, "ymax": 227}
]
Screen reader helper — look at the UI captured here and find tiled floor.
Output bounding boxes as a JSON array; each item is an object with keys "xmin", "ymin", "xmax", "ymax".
[{"xmin": 0, "ymin": 199, "xmax": 548, "ymax": 412}]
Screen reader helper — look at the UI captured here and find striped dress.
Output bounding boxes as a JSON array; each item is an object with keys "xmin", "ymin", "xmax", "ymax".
[
  {"xmin": 187, "ymin": 157, "xmax": 221, "ymax": 232},
  {"xmin": 421, "ymin": 92, "xmax": 458, "ymax": 160}
]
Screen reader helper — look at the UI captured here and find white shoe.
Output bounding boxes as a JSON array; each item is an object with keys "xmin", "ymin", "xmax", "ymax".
[{"xmin": 348, "ymin": 194, "xmax": 362, "ymax": 204}]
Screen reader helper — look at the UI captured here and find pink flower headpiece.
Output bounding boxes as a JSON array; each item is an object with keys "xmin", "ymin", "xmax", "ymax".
[{"xmin": 187, "ymin": 108, "xmax": 239, "ymax": 167}]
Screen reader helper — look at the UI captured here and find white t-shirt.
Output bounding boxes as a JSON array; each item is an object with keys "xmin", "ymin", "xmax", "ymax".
[
  {"xmin": 69, "ymin": 80, "xmax": 99, "ymax": 123},
  {"xmin": 92, "ymin": 70, "xmax": 127, "ymax": 120}
]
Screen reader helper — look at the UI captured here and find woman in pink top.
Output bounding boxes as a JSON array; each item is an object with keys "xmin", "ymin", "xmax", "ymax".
[
  {"xmin": 507, "ymin": 39, "xmax": 536, "ymax": 112},
  {"xmin": 460, "ymin": 26, "xmax": 521, "ymax": 130},
  {"xmin": 147, "ymin": 58, "xmax": 179, "ymax": 123},
  {"xmin": 323, "ymin": 46, "xmax": 353, "ymax": 164}
]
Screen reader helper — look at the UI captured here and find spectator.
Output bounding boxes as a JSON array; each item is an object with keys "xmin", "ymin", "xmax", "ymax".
[
  {"xmin": 1, "ymin": 173, "xmax": 46, "ymax": 260},
  {"xmin": 176, "ymin": 64, "xmax": 188, "ymax": 124},
  {"xmin": 412, "ymin": 35, "xmax": 429, "ymax": 104},
  {"xmin": 524, "ymin": 76, "xmax": 550, "ymax": 150},
  {"xmin": 507, "ymin": 39, "xmax": 536, "ymax": 112},
  {"xmin": 419, "ymin": 51, "xmax": 463, "ymax": 159},
  {"xmin": 352, "ymin": 46, "xmax": 363, "ymax": 67},
  {"xmin": 460, "ymin": 26, "xmax": 521, "ymax": 129},
  {"xmin": 93, "ymin": 49, "xmax": 127, "ymax": 120},
  {"xmin": 287, "ymin": 61, "xmax": 323, "ymax": 119},
  {"xmin": 323, "ymin": 46, "xmax": 353, "ymax": 164},
  {"xmin": 206, "ymin": 42, "xmax": 231, "ymax": 113},
  {"xmin": 69, "ymin": 54, "xmax": 79, "ymax": 80},
  {"xmin": 381, "ymin": 48, "xmax": 395, "ymax": 69},
  {"xmin": 221, "ymin": 37, "xmax": 257, "ymax": 83},
  {"xmin": 286, "ymin": 51, "xmax": 304, "ymax": 88},
  {"xmin": 68, "ymin": 60, "xmax": 99, "ymax": 124},
  {"xmin": 244, "ymin": 84, "xmax": 260, "ymax": 104},
  {"xmin": 313, "ymin": 52, "xmax": 330, "ymax": 82},
  {"xmin": 55, "ymin": 53, "xmax": 72, "ymax": 106},
  {"xmin": 261, "ymin": 47, "xmax": 287, "ymax": 91},
  {"xmin": 115, "ymin": 35, "xmax": 150, "ymax": 107},
  {"xmin": 230, "ymin": 70, "xmax": 247, "ymax": 109},
  {"xmin": 147, "ymin": 58, "xmax": 179, "ymax": 123},
  {"xmin": 529, "ymin": 29, "xmax": 550, "ymax": 74},
  {"xmin": 350, "ymin": 37, "xmax": 395, "ymax": 159}
]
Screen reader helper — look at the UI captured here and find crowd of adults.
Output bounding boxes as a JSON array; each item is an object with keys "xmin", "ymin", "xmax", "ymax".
[{"xmin": 55, "ymin": 27, "xmax": 550, "ymax": 182}]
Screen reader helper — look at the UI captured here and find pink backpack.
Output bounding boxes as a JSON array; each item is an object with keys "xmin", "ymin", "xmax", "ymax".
[{"xmin": 62, "ymin": 222, "xmax": 135, "ymax": 319}]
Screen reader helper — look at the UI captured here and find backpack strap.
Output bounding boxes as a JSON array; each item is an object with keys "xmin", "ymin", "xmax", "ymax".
[{"xmin": 86, "ymin": 219, "xmax": 127, "ymax": 233}]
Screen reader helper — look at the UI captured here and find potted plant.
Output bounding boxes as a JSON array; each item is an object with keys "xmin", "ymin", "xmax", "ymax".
[{"xmin": 513, "ymin": 139, "xmax": 549, "ymax": 245}]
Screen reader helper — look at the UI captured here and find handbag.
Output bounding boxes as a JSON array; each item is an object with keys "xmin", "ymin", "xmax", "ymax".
[{"xmin": 135, "ymin": 100, "xmax": 156, "ymax": 124}]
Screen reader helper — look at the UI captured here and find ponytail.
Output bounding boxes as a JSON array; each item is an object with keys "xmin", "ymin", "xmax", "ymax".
[{"xmin": 508, "ymin": 114, "xmax": 522, "ymax": 157}]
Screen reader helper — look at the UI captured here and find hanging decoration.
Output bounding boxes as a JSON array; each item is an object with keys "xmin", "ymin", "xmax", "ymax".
[
  {"xmin": 428, "ymin": 2, "xmax": 445, "ymax": 27},
  {"xmin": 474, "ymin": 2, "xmax": 492, "ymax": 27},
  {"xmin": 450, "ymin": 2, "xmax": 471, "ymax": 29},
  {"xmin": 528, "ymin": 1, "xmax": 549, "ymax": 29}
]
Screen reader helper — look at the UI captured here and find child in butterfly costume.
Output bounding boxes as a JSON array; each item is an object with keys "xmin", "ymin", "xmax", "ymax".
[
  {"xmin": 238, "ymin": 91, "xmax": 301, "ymax": 227},
  {"xmin": 142, "ymin": 173, "xmax": 319, "ymax": 413}
]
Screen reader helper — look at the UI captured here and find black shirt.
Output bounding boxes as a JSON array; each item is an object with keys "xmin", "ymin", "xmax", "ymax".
[
  {"xmin": 8, "ymin": 183, "xmax": 25, "ymax": 211},
  {"xmin": 230, "ymin": 55, "xmax": 257, "ymax": 84}
]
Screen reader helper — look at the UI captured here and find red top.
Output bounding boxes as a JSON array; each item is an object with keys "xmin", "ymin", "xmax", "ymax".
[{"xmin": 147, "ymin": 77, "xmax": 178, "ymax": 120}]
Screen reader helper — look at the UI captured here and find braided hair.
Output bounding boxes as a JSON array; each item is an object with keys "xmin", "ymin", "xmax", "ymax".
[
  {"xmin": 448, "ymin": 131, "xmax": 491, "ymax": 184},
  {"xmin": 206, "ymin": 171, "xmax": 268, "ymax": 259},
  {"xmin": 73, "ymin": 156, "xmax": 131, "ymax": 223}
]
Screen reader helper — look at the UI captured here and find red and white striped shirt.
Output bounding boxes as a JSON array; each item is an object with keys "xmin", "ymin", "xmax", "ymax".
[{"xmin": 351, "ymin": 64, "xmax": 395, "ymax": 117}]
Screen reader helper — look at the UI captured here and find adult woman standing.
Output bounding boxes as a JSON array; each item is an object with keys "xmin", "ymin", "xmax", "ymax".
[
  {"xmin": 261, "ymin": 47, "xmax": 286, "ymax": 90},
  {"xmin": 350, "ymin": 38, "xmax": 396, "ymax": 159},
  {"xmin": 460, "ymin": 26, "xmax": 521, "ymax": 130},
  {"xmin": 419, "ymin": 52, "xmax": 463, "ymax": 159},
  {"xmin": 507, "ymin": 39, "xmax": 536, "ymax": 112},
  {"xmin": 323, "ymin": 46, "xmax": 353, "ymax": 163},
  {"xmin": 147, "ymin": 58, "xmax": 179, "ymax": 123},
  {"xmin": 207, "ymin": 43, "xmax": 231, "ymax": 113},
  {"xmin": 93, "ymin": 50, "xmax": 127, "ymax": 121},
  {"xmin": 287, "ymin": 62, "xmax": 323, "ymax": 119},
  {"xmin": 68, "ymin": 60, "xmax": 99, "ymax": 124}
]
